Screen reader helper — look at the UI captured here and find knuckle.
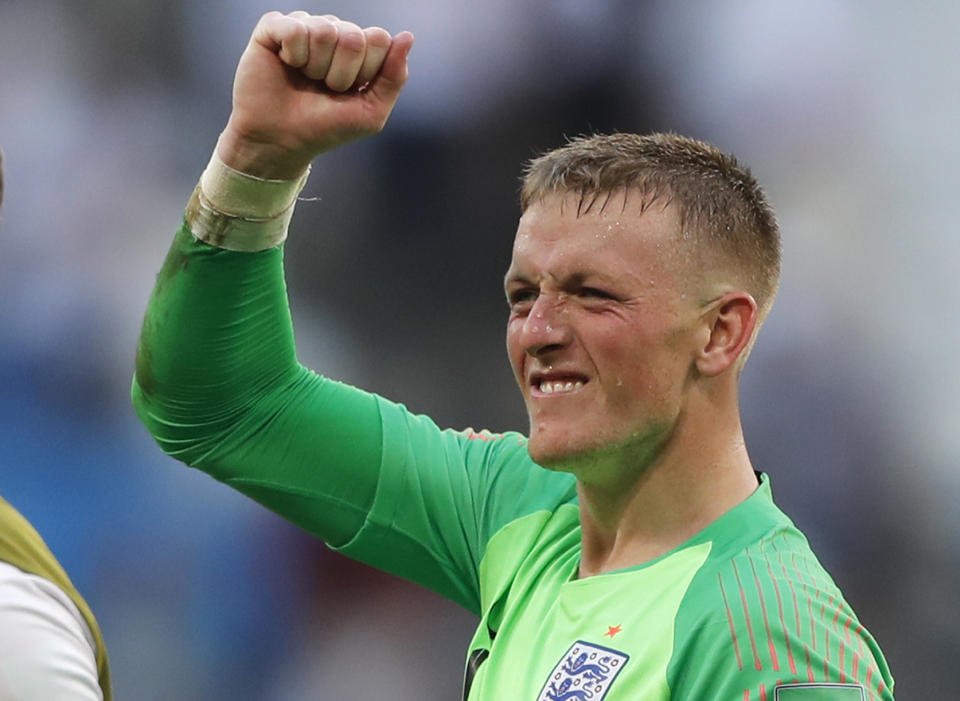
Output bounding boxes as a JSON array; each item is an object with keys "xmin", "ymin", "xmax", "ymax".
[
  {"xmin": 335, "ymin": 22, "xmax": 365, "ymax": 52},
  {"xmin": 307, "ymin": 18, "xmax": 338, "ymax": 45},
  {"xmin": 363, "ymin": 26, "xmax": 391, "ymax": 48},
  {"xmin": 258, "ymin": 10, "xmax": 285, "ymax": 30}
]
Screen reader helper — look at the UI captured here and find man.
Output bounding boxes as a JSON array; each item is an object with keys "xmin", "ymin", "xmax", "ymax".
[
  {"xmin": 132, "ymin": 11, "xmax": 894, "ymax": 700},
  {"xmin": 0, "ymin": 152, "xmax": 112, "ymax": 699}
]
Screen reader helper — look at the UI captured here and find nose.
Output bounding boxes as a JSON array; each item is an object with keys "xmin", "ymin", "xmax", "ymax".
[{"xmin": 520, "ymin": 294, "xmax": 572, "ymax": 357}]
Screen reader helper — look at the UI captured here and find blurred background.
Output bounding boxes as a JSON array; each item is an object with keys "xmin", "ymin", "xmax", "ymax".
[{"xmin": 1, "ymin": 0, "xmax": 956, "ymax": 698}]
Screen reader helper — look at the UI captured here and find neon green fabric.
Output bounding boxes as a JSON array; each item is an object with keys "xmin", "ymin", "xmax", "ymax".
[
  {"xmin": 133, "ymin": 226, "xmax": 575, "ymax": 611},
  {"xmin": 461, "ymin": 478, "xmax": 893, "ymax": 701},
  {"xmin": 133, "ymin": 222, "xmax": 894, "ymax": 700}
]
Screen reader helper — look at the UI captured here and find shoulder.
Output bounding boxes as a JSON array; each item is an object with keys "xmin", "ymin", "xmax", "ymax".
[
  {"xmin": 0, "ymin": 562, "xmax": 103, "ymax": 699},
  {"xmin": 441, "ymin": 425, "xmax": 577, "ymax": 513},
  {"xmin": 669, "ymin": 530, "xmax": 894, "ymax": 699}
]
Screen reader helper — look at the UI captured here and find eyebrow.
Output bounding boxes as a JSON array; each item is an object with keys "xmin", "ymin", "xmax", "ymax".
[
  {"xmin": 504, "ymin": 270, "xmax": 620, "ymax": 290},
  {"xmin": 503, "ymin": 270, "xmax": 534, "ymax": 295},
  {"xmin": 503, "ymin": 268, "xmax": 528, "ymax": 284}
]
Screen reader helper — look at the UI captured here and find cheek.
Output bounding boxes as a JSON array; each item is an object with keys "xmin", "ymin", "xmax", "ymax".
[
  {"xmin": 505, "ymin": 321, "xmax": 524, "ymax": 379},
  {"xmin": 601, "ymin": 337, "xmax": 681, "ymax": 405}
]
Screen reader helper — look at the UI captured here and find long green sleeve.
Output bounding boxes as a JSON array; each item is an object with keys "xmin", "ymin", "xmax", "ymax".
[
  {"xmin": 132, "ymin": 223, "xmax": 383, "ymax": 545},
  {"xmin": 132, "ymin": 221, "xmax": 577, "ymax": 612}
]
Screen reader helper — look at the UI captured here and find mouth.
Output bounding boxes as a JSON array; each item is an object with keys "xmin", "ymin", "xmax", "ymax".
[{"xmin": 530, "ymin": 374, "xmax": 588, "ymax": 396}]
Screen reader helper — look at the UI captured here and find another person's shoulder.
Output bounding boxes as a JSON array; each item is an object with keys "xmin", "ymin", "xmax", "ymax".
[
  {"xmin": 0, "ymin": 524, "xmax": 105, "ymax": 700},
  {"xmin": 0, "ymin": 560, "xmax": 100, "ymax": 665}
]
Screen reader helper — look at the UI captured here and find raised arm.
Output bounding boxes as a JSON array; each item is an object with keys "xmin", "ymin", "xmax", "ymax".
[
  {"xmin": 132, "ymin": 14, "xmax": 575, "ymax": 612},
  {"xmin": 132, "ymin": 13, "xmax": 414, "ymax": 546}
]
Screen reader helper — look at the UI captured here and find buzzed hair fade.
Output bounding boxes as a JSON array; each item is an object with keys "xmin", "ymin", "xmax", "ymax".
[{"xmin": 521, "ymin": 132, "xmax": 781, "ymax": 319}]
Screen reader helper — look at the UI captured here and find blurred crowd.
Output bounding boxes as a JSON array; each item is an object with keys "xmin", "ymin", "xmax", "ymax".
[{"xmin": 1, "ymin": 1, "xmax": 956, "ymax": 698}]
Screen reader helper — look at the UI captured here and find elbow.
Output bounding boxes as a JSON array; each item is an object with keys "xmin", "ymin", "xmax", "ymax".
[
  {"xmin": 130, "ymin": 370, "xmax": 191, "ymax": 465},
  {"xmin": 130, "ymin": 346, "xmax": 208, "ymax": 468}
]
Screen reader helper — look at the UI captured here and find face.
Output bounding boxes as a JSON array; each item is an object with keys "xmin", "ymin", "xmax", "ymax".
[{"xmin": 505, "ymin": 191, "xmax": 704, "ymax": 484}]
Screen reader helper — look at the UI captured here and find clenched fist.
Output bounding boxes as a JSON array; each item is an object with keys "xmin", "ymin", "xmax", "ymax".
[{"xmin": 217, "ymin": 11, "xmax": 414, "ymax": 179}]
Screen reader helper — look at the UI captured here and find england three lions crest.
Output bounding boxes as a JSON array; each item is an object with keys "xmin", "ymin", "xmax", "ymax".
[{"xmin": 537, "ymin": 641, "xmax": 629, "ymax": 701}]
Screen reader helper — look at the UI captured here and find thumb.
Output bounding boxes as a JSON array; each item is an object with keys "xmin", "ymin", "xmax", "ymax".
[{"xmin": 367, "ymin": 31, "xmax": 414, "ymax": 107}]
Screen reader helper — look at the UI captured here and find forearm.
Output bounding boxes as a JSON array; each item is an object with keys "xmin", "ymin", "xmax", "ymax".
[
  {"xmin": 133, "ymin": 144, "xmax": 314, "ymax": 461},
  {"xmin": 132, "ymin": 158, "xmax": 382, "ymax": 543},
  {"xmin": 132, "ymin": 219, "xmax": 298, "ymax": 464}
]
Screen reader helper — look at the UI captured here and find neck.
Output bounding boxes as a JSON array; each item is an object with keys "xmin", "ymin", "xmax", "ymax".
[{"xmin": 575, "ymin": 397, "xmax": 758, "ymax": 578}]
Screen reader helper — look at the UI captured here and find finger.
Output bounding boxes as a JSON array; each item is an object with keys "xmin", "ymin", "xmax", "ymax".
[
  {"xmin": 288, "ymin": 10, "xmax": 341, "ymax": 24},
  {"xmin": 325, "ymin": 20, "xmax": 366, "ymax": 92},
  {"xmin": 355, "ymin": 27, "xmax": 391, "ymax": 88},
  {"xmin": 251, "ymin": 12, "xmax": 309, "ymax": 67},
  {"xmin": 301, "ymin": 16, "xmax": 339, "ymax": 80},
  {"xmin": 366, "ymin": 31, "xmax": 414, "ymax": 104}
]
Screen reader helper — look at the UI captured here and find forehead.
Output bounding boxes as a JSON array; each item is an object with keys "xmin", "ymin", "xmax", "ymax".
[{"xmin": 508, "ymin": 190, "xmax": 682, "ymax": 279}]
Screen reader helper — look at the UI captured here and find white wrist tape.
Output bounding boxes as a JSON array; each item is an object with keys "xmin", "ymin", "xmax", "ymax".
[{"xmin": 186, "ymin": 150, "xmax": 311, "ymax": 252}]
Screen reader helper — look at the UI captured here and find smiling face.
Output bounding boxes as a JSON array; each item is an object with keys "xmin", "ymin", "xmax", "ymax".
[{"xmin": 505, "ymin": 190, "xmax": 705, "ymax": 483}]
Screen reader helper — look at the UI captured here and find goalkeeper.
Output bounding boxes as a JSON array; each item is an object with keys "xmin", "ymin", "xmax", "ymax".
[{"xmin": 133, "ymin": 11, "xmax": 894, "ymax": 700}]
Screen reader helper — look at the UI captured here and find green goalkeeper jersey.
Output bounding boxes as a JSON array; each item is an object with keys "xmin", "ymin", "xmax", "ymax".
[
  {"xmin": 457, "ymin": 472, "xmax": 892, "ymax": 701},
  {"xmin": 133, "ymin": 224, "xmax": 894, "ymax": 701}
]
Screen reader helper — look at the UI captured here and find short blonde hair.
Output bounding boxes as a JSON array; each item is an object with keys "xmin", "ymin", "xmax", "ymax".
[{"xmin": 521, "ymin": 132, "xmax": 781, "ymax": 317}]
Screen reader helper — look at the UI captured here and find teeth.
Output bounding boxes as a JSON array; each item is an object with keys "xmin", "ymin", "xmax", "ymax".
[{"xmin": 538, "ymin": 380, "xmax": 583, "ymax": 394}]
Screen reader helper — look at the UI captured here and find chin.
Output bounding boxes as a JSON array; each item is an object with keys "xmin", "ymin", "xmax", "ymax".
[
  {"xmin": 526, "ymin": 431, "xmax": 594, "ymax": 473},
  {"xmin": 527, "ymin": 420, "xmax": 670, "ymax": 481}
]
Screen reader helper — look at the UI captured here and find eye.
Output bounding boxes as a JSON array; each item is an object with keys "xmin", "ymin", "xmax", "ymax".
[
  {"xmin": 507, "ymin": 287, "xmax": 538, "ymax": 311},
  {"xmin": 579, "ymin": 287, "xmax": 615, "ymax": 300}
]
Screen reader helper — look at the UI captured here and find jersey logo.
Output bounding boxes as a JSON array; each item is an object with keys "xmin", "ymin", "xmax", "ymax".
[
  {"xmin": 537, "ymin": 640, "xmax": 628, "ymax": 701},
  {"xmin": 774, "ymin": 683, "xmax": 866, "ymax": 700}
]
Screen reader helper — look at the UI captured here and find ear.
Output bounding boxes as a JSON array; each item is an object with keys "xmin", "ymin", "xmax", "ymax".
[{"xmin": 695, "ymin": 291, "xmax": 758, "ymax": 377}]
